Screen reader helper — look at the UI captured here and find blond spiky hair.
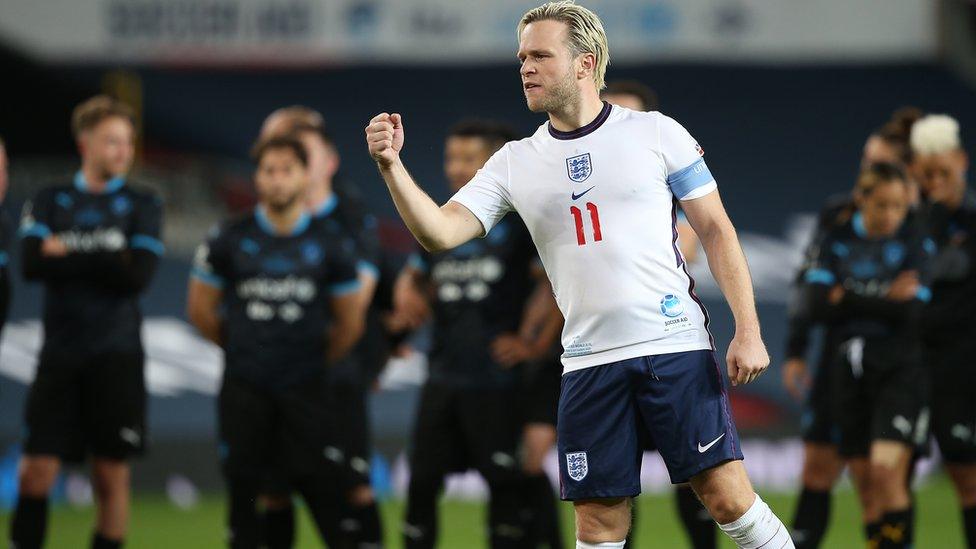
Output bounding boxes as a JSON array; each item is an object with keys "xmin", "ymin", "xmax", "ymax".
[
  {"xmin": 517, "ymin": 1, "xmax": 610, "ymax": 91},
  {"xmin": 911, "ymin": 114, "xmax": 962, "ymax": 156}
]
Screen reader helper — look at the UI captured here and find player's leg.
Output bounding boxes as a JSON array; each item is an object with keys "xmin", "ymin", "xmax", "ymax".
[
  {"xmin": 218, "ymin": 376, "xmax": 276, "ymax": 549},
  {"xmin": 335, "ymin": 382, "xmax": 382, "ymax": 547},
  {"xmin": 11, "ymin": 351, "xmax": 81, "ymax": 549},
  {"xmin": 791, "ymin": 353, "xmax": 844, "ymax": 549},
  {"xmin": 558, "ymin": 359, "xmax": 644, "ymax": 545},
  {"xmin": 867, "ymin": 440, "xmax": 914, "ymax": 548},
  {"xmin": 946, "ymin": 464, "xmax": 976, "ymax": 548},
  {"xmin": 276, "ymin": 373, "xmax": 351, "ymax": 547},
  {"xmin": 463, "ymin": 386, "xmax": 530, "ymax": 548},
  {"xmin": 257, "ymin": 493, "xmax": 295, "ymax": 549},
  {"xmin": 519, "ymin": 359, "xmax": 563, "ymax": 548},
  {"xmin": 930, "ymin": 348, "xmax": 976, "ymax": 548},
  {"xmin": 639, "ymin": 351, "xmax": 793, "ymax": 548},
  {"xmin": 673, "ymin": 483, "xmax": 716, "ymax": 549},
  {"xmin": 11, "ymin": 455, "xmax": 61, "ymax": 549},
  {"xmin": 89, "ymin": 352, "xmax": 147, "ymax": 548},
  {"xmin": 90, "ymin": 459, "xmax": 130, "ymax": 549},
  {"xmin": 575, "ymin": 498, "xmax": 631, "ymax": 547},
  {"xmin": 523, "ymin": 422, "xmax": 563, "ymax": 549},
  {"xmin": 403, "ymin": 382, "xmax": 461, "ymax": 549},
  {"xmin": 790, "ymin": 443, "xmax": 843, "ymax": 548}
]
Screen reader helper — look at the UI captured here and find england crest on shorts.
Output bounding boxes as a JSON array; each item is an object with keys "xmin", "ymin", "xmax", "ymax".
[
  {"xmin": 566, "ymin": 153, "xmax": 592, "ymax": 183},
  {"xmin": 566, "ymin": 451, "xmax": 588, "ymax": 481}
]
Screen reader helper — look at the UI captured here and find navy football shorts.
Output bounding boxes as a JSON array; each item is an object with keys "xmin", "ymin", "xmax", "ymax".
[{"xmin": 557, "ymin": 350, "xmax": 743, "ymax": 500}]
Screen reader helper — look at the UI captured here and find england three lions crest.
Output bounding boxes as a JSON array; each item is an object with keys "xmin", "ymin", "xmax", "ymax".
[
  {"xmin": 566, "ymin": 451, "xmax": 588, "ymax": 481},
  {"xmin": 566, "ymin": 153, "xmax": 592, "ymax": 183}
]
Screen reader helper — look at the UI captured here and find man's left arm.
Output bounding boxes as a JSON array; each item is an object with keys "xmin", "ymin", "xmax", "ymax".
[{"xmin": 681, "ymin": 190, "xmax": 768, "ymax": 386}]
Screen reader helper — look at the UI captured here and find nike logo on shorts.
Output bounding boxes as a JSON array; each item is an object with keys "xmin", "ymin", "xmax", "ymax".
[
  {"xmin": 697, "ymin": 433, "xmax": 725, "ymax": 453},
  {"xmin": 571, "ymin": 186, "xmax": 595, "ymax": 200}
]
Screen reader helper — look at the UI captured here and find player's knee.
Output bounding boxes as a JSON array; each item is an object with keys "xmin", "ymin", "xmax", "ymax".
[
  {"xmin": 701, "ymin": 492, "xmax": 753, "ymax": 525},
  {"xmin": 259, "ymin": 494, "xmax": 292, "ymax": 511},
  {"xmin": 869, "ymin": 462, "xmax": 907, "ymax": 501},
  {"xmin": 18, "ymin": 457, "xmax": 60, "ymax": 497},
  {"xmin": 947, "ymin": 465, "xmax": 976, "ymax": 506},
  {"xmin": 574, "ymin": 499, "xmax": 630, "ymax": 543},
  {"xmin": 801, "ymin": 460, "xmax": 842, "ymax": 490},
  {"xmin": 349, "ymin": 484, "xmax": 374, "ymax": 507}
]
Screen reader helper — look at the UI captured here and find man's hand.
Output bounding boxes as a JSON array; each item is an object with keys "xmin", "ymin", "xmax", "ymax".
[
  {"xmin": 491, "ymin": 333, "xmax": 536, "ymax": 369},
  {"xmin": 782, "ymin": 357, "xmax": 810, "ymax": 401},
  {"xmin": 886, "ymin": 271, "xmax": 920, "ymax": 302},
  {"xmin": 366, "ymin": 113, "xmax": 404, "ymax": 169},
  {"xmin": 41, "ymin": 236, "xmax": 68, "ymax": 257},
  {"xmin": 726, "ymin": 331, "xmax": 769, "ymax": 386}
]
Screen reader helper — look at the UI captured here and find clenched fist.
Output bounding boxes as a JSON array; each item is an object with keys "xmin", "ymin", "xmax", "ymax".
[
  {"xmin": 726, "ymin": 331, "xmax": 769, "ymax": 386},
  {"xmin": 365, "ymin": 112, "xmax": 404, "ymax": 168}
]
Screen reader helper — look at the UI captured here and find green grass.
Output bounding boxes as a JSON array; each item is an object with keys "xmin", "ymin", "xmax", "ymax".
[{"xmin": 0, "ymin": 476, "xmax": 965, "ymax": 548}]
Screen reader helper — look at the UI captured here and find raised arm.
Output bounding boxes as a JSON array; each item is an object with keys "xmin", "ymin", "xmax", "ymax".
[
  {"xmin": 682, "ymin": 190, "xmax": 769, "ymax": 386},
  {"xmin": 366, "ymin": 113, "xmax": 485, "ymax": 252}
]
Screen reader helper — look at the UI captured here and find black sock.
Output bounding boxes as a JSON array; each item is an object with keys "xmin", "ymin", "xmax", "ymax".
[
  {"xmin": 790, "ymin": 488, "xmax": 831, "ymax": 548},
  {"xmin": 228, "ymin": 480, "xmax": 260, "ymax": 549},
  {"xmin": 488, "ymin": 482, "xmax": 530, "ymax": 548},
  {"xmin": 264, "ymin": 505, "xmax": 295, "ymax": 549},
  {"xmin": 350, "ymin": 501, "xmax": 383, "ymax": 546},
  {"xmin": 11, "ymin": 495, "xmax": 49, "ymax": 549},
  {"xmin": 675, "ymin": 485, "xmax": 715, "ymax": 549},
  {"xmin": 865, "ymin": 521, "xmax": 881, "ymax": 546},
  {"xmin": 91, "ymin": 533, "xmax": 122, "ymax": 549},
  {"xmin": 404, "ymin": 475, "xmax": 441, "ymax": 549},
  {"xmin": 964, "ymin": 505, "xmax": 976, "ymax": 549},
  {"xmin": 878, "ymin": 509, "xmax": 913, "ymax": 548}
]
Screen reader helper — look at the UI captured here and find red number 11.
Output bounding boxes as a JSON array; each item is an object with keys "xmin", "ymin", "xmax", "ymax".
[{"xmin": 570, "ymin": 202, "xmax": 602, "ymax": 246}]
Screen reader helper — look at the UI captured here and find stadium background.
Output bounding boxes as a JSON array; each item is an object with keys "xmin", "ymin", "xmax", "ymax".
[{"xmin": 0, "ymin": 0, "xmax": 975, "ymax": 546}]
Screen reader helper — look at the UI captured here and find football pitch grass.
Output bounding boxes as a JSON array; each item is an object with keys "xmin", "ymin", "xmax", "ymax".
[{"xmin": 0, "ymin": 475, "xmax": 965, "ymax": 548}]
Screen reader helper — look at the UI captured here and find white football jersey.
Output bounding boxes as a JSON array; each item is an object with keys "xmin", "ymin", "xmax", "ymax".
[{"xmin": 450, "ymin": 103, "xmax": 717, "ymax": 373}]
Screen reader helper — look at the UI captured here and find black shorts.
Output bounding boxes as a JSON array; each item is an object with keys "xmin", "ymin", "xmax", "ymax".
[
  {"xmin": 409, "ymin": 382, "xmax": 522, "ymax": 484},
  {"xmin": 328, "ymin": 378, "xmax": 373, "ymax": 488},
  {"xmin": 802, "ymin": 352, "xmax": 840, "ymax": 445},
  {"xmin": 25, "ymin": 350, "xmax": 146, "ymax": 462},
  {"xmin": 928, "ymin": 344, "xmax": 976, "ymax": 464},
  {"xmin": 832, "ymin": 338, "xmax": 928, "ymax": 457},
  {"xmin": 218, "ymin": 373, "xmax": 341, "ymax": 489},
  {"xmin": 522, "ymin": 359, "xmax": 562, "ymax": 427}
]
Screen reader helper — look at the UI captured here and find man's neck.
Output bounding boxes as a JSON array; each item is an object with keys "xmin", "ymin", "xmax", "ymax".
[
  {"xmin": 306, "ymin": 180, "xmax": 335, "ymax": 212},
  {"xmin": 264, "ymin": 202, "xmax": 305, "ymax": 235},
  {"xmin": 81, "ymin": 164, "xmax": 110, "ymax": 193},
  {"xmin": 548, "ymin": 95, "xmax": 605, "ymax": 132}
]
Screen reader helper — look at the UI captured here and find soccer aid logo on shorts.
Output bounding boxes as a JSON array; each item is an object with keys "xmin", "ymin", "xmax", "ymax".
[
  {"xmin": 566, "ymin": 451, "xmax": 588, "ymax": 481},
  {"xmin": 566, "ymin": 153, "xmax": 592, "ymax": 183},
  {"xmin": 660, "ymin": 294, "xmax": 684, "ymax": 318}
]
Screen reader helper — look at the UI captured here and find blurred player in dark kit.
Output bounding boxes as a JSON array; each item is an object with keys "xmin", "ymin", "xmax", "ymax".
[
  {"xmin": 783, "ymin": 107, "xmax": 922, "ymax": 548},
  {"xmin": 11, "ymin": 96, "xmax": 164, "ymax": 549},
  {"xmin": 392, "ymin": 120, "xmax": 557, "ymax": 548},
  {"xmin": 187, "ymin": 136, "xmax": 365, "ymax": 548},
  {"xmin": 911, "ymin": 114, "xmax": 976, "ymax": 548},
  {"xmin": 258, "ymin": 106, "xmax": 388, "ymax": 548},
  {"xmin": 0, "ymin": 136, "xmax": 12, "ymax": 337},
  {"xmin": 805, "ymin": 162, "xmax": 932, "ymax": 548}
]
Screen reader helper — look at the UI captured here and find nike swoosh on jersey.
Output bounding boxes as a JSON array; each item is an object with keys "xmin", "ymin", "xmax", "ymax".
[
  {"xmin": 571, "ymin": 186, "xmax": 595, "ymax": 200},
  {"xmin": 697, "ymin": 433, "xmax": 726, "ymax": 453}
]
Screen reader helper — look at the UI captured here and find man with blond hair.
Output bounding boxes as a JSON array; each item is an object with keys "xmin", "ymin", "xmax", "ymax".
[
  {"xmin": 12, "ymin": 95, "xmax": 164, "ymax": 549},
  {"xmin": 365, "ymin": 2, "xmax": 794, "ymax": 547}
]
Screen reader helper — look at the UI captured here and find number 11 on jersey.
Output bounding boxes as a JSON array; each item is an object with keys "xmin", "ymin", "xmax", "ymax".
[{"xmin": 570, "ymin": 202, "xmax": 602, "ymax": 246}]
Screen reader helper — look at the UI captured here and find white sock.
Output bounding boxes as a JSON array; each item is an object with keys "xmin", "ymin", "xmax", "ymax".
[
  {"xmin": 717, "ymin": 494, "xmax": 795, "ymax": 548},
  {"xmin": 576, "ymin": 540, "xmax": 625, "ymax": 549}
]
